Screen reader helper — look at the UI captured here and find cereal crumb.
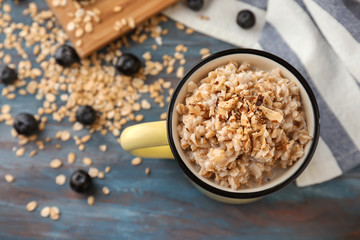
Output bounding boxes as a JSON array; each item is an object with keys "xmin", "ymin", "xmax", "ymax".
[
  {"xmin": 26, "ymin": 201, "xmax": 38, "ymax": 212},
  {"xmin": 145, "ymin": 167, "xmax": 151, "ymax": 175},
  {"xmin": 5, "ymin": 174, "xmax": 15, "ymax": 183},
  {"xmin": 55, "ymin": 174, "xmax": 66, "ymax": 185},
  {"xmin": 105, "ymin": 166, "xmax": 111, "ymax": 173},
  {"xmin": 131, "ymin": 157, "xmax": 142, "ymax": 166}
]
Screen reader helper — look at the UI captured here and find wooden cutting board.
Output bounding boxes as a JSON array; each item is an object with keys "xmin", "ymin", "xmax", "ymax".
[{"xmin": 46, "ymin": 0, "xmax": 179, "ymax": 58}]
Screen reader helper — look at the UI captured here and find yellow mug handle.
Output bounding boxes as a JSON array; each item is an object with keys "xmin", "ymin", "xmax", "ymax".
[{"xmin": 120, "ymin": 121, "xmax": 174, "ymax": 159}]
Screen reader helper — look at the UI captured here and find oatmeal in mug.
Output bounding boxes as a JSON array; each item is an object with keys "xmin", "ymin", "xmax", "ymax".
[{"xmin": 176, "ymin": 62, "xmax": 312, "ymax": 190}]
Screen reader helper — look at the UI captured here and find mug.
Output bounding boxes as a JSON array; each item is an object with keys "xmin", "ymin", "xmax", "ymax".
[{"xmin": 120, "ymin": 48, "xmax": 320, "ymax": 204}]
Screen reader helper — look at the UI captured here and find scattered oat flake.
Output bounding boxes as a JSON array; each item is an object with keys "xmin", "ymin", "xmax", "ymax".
[
  {"xmin": 5, "ymin": 174, "xmax": 14, "ymax": 183},
  {"xmin": 99, "ymin": 145, "xmax": 107, "ymax": 152},
  {"xmin": 131, "ymin": 157, "xmax": 142, "ymax": 166},
  {"xmin": 73, "ymin": 122, "xmax": 84, "ymax": 131},
  {"xmin": 87, "ymin": 196, "xmax": 95, "ymax": 206},
  {"xmin": 160, "ymin": 112, "xmax": 167, "ymax": 120},
  {"xmin": 29, "ymin": 150, "xmax": 38, "ymax": 157},
  {"xmin": 16, "ymin": 147, "xmax": 26, "ymax": 157},
  {"xmin": 200, "ymin": 48, "xmax": 210, "ymax": 55},
  {"xmin": 97, "ymin": 171, "xmax": 105, "ymax": 179},
  {"xmin": 55, "ymin": 174, "xmax": 66, "ymax": 185},
  {"xmin": 88, "ymin": 167, "xmax": 99, "ymax": 178},
  {"xmin": 50, "ymin": 206, "xmax": 60, "ymax": 221},
  {"xmin": 40, "ymin": 206, "xmax": 51, "ymax": 218},
  {"xmin": 81, "ymin": 135, "xmax": 91, "ymax": 143},
  {"xmin": 83, "ymin": 157, "xmax": 92, "ymax": 166},
  {"xmin": 113, "ymin": 5, "xmax": 122, "ymax": 12},
  {"xmin": 26, "ymin": 201, "xmax": 38, "ymax": 212},
  {"xmin": 105, "ymin": 166, "xmax": 111, "ymax": 173},
  {"xmin": 102, "ymin": 186, "xmax": 110, "ymax": 195},
  {"xmin": 145, "ymin": 167, "xmax": 151, "ymax": 175},
  {"xmin": 60, "ymin": 131, "xmax": 71, "ymax": 141},
  {"xmin": 50, "ymin": 159, "xmax": 62, "ymax": 168},
  {"xmin": 141, "ymin": 99, "xmax": 151, "ymax": 110},
  {"xmin": 68, "ymin": 152, "xmax": 76, "ymax": 164}
]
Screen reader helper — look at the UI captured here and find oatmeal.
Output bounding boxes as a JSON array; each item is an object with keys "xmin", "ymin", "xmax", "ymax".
[{"xmin": 176, "ymin": 62, "xmax": 312, "ymax": 190}]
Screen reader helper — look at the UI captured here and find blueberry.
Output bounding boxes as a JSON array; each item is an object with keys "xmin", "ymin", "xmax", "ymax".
[
  {"xmin": 116, "ymin": 53, "xmax": 142, "ymax": 76},
  {"xmin": 70, "ymin": 170, "xmax": 93, "ymax": 193},
  {"xmin": 236, "ymin": 10, "xmax": 256, "ymax": 29},
  {"xmin": 0, "ymin": 65, "xmax": 17, "ymax": 85},
  {"xmin": 76, "ymin": 105, "xmax": 96, "ymax": 125},
  {"xmin": 14, "ymin": 113, "xmax": 39, "ymax": 136},
  {"xmin": 187, "ymin": 0, "xmax": 204, "ymax": 11},
  {"xmin": 54, "ymin": 44, "xmax": 79, "ymax": 67}
]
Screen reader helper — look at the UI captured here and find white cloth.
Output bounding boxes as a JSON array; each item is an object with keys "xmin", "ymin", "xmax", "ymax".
[{"xmin": 164, "ymin": 0, "xmax": 360, "ymax": 187}]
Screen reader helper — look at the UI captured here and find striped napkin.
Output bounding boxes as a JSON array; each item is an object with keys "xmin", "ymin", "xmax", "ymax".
[{"xmin": 164, "ymin": 0, "xmax": 360, "ymax": 187}]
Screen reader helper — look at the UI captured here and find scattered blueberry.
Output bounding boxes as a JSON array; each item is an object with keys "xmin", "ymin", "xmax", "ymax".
[
  {"xmin": 236, "ymin": 10, "xmax": 256, "ymax": 29},
  {"xmin": 0, "ymin": 65, "xmax": 17, "ymax": 85},
  {"xmin": 76, "ymin": 105, "xmax": 96, "ymax": 125},
  {"xmin": 14, "ymin": 113, "xmax": 39, "ymax": 136},
  {"xmin": 54, "ymin": 44, "xmax": 79, "ymax": 67},
  {"xmin": 116, "ymin": 53, "xmax": 142, "ymax": 76},
  {"xmin": 187, "ymin": 0, "xmax": 204, "ymax": 11},
  {"xmin": 70, "ymin": 170, "xmax": 93, "ymax": 194}
]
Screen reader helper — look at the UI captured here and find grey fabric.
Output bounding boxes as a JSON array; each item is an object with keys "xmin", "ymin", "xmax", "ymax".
[
  {"xmin": 314, "ymin": 0, "xmax": 360, "ymax": 42},
  {"xmin": 342, "ymin": 0, "xmax": 360, "ymax": 20},
  {"xmin": 259, "ymin": 22, "xmax": 360, "ymax": 172},
  {"xmin": 239, "ymin": 0, "xmax": 268, "ymax": 10}
]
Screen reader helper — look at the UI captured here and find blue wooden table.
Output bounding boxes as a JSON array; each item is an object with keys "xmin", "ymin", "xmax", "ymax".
[{"xmin": 0, "ymin": 1, "xmax": 359, "ymax": 239}]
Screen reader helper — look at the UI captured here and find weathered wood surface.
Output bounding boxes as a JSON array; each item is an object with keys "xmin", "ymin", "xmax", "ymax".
[{"xmin": 0, "ymin": 1, "xmax": 359, "ymax": 239}]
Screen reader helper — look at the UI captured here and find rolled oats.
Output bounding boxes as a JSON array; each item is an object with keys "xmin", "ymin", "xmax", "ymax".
[{"xmin": 177, "ymin": 62, "xmax": 311, "ymax": 190}]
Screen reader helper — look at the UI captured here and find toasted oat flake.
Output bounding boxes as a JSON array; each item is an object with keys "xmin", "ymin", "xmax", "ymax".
[
  {"xmin": 26, "ymin": 201, "xmax": 38, "ymax": 212},
  {"xmin": 84, "ymin": 22, "xmax": 93, "ymax": 33},
  {"xmin": 105, "ymin": 166, "xmax": 111, "ymax": 173},
  {"xmin": 1, "ymin": 104, "xmax": 11, "ymax": 113},
  {"xmin": 102, "ymin": 186, "xmax": 110, "ymax": 195},
  {"xmin": 145, "ymin": 167, "xmax": 151, "ymax": 175},
  {"xmin": 73, "ymin": 122, "xmax": 84, "ymax": 131},
  {"xmin": 40, "ymin": 206, "xmax": 50, "ymax": 218},
  {"xmin": 5, "ymin": 174, "xmax": 14, "ymax": 183},
  {"xmin": 99, "ymin": 145, "xmax": 107, "ymax": 152},
  {"xmin": 87, "ymin": 196, "xmax": 95, "ymax": 206},
  {"xmin": 55, "ymin": 174, "xmax": 66, "ymax": 185},
  {"xmin": 82, "ymin": 157, "xmax": 92, "ymax": 166},
  {"xmin": 50, "ymin": 159, "xmax": 62, "ymax": 168},
  {"xmin": 131, "ymin": 157, "xmax": 142, "ymax": 166},
  {"xmin": 176, "ymin": 66, "xmax": 184, "ymax": 78},
  {"xmin": 175, "ymin": 22, "xmax": 185, "ymax": 30},
  {"xmin": 68, "ymin": 152, "xmax": 76, "ymax": 164},
  {"xmin": 3, "ymin": 4, "xmax": 11, "ymax": 13}
]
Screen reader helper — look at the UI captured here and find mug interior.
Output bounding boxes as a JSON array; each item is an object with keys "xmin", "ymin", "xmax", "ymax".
[{"xmin": 168, "ymin": 49, "xmax": 319, "ymax": 198}]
